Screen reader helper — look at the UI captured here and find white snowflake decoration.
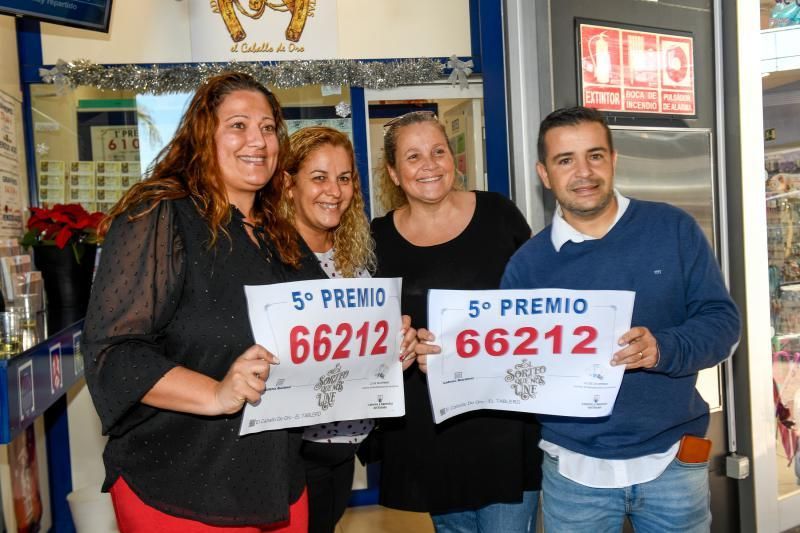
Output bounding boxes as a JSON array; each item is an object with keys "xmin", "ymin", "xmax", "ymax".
[{"xmin": 335, "ymin": 101, "xmax": 351, "ymax": 118}]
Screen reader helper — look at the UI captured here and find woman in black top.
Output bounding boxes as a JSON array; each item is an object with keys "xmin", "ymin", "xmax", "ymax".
[
  {"xmin": 83, "ymin": 73, "xmax": 311, "ymax": 532},
  {"xmin": 371, "ymin": 111, "xmax": 542, "ymax": 532}
]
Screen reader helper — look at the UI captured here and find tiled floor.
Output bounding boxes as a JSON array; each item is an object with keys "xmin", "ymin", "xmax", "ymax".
[
  {"xmin": 336, "ymin": 506, "xmax": 434, "ymax": 533},
  {"xmin": 335, "ymin": 504, "xmax": 545, "ymax": 532}
]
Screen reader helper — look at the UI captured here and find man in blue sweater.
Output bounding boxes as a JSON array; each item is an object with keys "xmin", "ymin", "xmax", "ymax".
[{"xmin": 501, "ymin": 106, "xmax": 740, "ymax": 532}]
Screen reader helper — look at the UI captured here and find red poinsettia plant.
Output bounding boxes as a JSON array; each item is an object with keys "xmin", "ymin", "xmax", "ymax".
[{"xmin": 20, "ymin": 203, "xmax": 105, "ymax": 263}]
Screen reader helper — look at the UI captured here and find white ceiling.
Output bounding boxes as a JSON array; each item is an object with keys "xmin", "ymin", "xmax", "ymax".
[{"xmin": 761, "ymin": 0, "xmax": 800, "ymax": 92}]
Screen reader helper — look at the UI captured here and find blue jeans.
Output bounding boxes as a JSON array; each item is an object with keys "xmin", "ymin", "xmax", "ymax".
[
  {"xmin": 430, "ymin": 490, "xmax": 539, "ymax": 533},
  {"xmin": 542, "ymin": 453, "xmax": 710, "ymax": 533}
]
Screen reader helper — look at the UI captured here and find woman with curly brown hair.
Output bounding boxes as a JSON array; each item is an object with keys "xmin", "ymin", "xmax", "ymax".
[
  {"xmin": 83, "ymin": 72, "xmax": 314, "ymax": 532},
  {"xmin": 269, "ymin": 125, "xmax": 417, "ymax": 533}
]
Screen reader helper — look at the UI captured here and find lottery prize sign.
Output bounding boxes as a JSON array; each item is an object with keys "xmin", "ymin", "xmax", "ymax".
[
  {"xmin": 427, "ymin": 289, "xmax": 635, "ymax": 423},
  {"xmin": 241, "ymin": 277, "xmax": 405, "ymax": 434}
]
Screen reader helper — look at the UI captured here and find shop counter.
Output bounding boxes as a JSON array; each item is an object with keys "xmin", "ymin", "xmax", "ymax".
[
  {"xmin": 1, "ymin": 320, "xmax": 85, "ymax": 533},
  {"xmin": 1, "ymin": 321, "xmax": 84, "ymax": 444}
]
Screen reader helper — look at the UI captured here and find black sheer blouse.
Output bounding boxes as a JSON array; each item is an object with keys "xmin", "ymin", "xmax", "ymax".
[{"xmin": 83, "ymin": 197, "xmax": 316, "ymax": 526}]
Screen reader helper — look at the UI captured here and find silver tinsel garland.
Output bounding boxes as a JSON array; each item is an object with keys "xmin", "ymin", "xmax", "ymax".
[{"xmin": 40, "ymin": 58, "xmax": 451, "ymax": 94}]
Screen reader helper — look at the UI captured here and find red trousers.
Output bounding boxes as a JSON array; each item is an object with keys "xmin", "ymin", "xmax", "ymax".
[{"xmin": 109, "ymin": 477, "xmax": 308, "ymax": 533}]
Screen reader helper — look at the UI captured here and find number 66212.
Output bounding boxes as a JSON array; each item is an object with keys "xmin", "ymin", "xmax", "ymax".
[{"xmin": 455, "ymin": 325, "xmax": 598, "ymax": 358}]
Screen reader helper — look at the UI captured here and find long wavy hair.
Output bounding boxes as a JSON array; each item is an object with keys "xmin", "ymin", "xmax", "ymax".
[
  {"xmin": 100, "ymin": 72, "xmax": 290, "ymax": 251},
  {"xmin": 376, "ymin": 110, "xmax": 456, "ymax": 212},
  {"xmin": 268, "ymin": 126, "xmax": 375, "ymax": 277}
]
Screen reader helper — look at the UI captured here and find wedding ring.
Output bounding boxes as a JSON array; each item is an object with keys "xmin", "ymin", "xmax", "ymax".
[{"xmin": 638, "ymin": 351, "xmax": 644, "ymax": 360}]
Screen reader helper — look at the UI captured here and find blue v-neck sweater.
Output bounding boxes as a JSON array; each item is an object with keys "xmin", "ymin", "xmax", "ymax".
[{"xmin": 501, "ymin": 198, "xmax": 741, "ymax": 459}]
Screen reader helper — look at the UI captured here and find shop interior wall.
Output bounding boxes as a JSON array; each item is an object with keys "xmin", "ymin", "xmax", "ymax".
[
  {"xmin": 545, "ymin": 1, "xmax": 737, "ymax": 532},
  {"xmin": 0, "ymin": 14, "xmax": 47, "ymax": 533},
  {"xmin": 37, "ymin": 0, "xmax": 471, "ymax": 64},
  {"xmin": 0, "ymin": 15, "xmax": 20, "ymax": 97},
  {"xmin": 0, "ymin": 14, "xmax": 30, "ymax": 214}
]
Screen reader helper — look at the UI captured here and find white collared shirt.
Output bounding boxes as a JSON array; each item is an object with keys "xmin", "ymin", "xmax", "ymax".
[
  {"xmin": 542, "ymin": 190, "xmax": 679, "ymax": 488},
  {"xmin": 550, "ymin": 190, "xmax": 630, "ymax": 252}
]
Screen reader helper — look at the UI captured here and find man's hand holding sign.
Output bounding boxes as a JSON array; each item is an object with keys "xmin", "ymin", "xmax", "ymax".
[
  {"xmin": 612, "ymin": 326, "xmax": 660, "ymax": 369},
  {"xmin": 425, "ymin": 288, "xmax": 635, "ymax": 422},
  {"xmin": 240, "ymin": 277, "xmax": 407, "ymax": 434}
]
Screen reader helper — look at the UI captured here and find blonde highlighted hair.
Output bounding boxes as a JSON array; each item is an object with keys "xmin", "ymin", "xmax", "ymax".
[
  {"xmin": 268, "ymin": 126, "xmax": 375, "ymax": 277},
  {"xmin": 377, "ymin": 110, "xmax": 457, "ymax": 212}
]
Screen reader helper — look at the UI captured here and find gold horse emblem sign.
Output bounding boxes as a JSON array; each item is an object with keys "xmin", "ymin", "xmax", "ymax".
[{"xmin": 211, "ymin": 0, "xmax": 313, "ymax": 43}]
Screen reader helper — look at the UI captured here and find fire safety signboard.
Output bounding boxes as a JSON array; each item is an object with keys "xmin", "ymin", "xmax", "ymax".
[{"xmin": 577, "ymin": 21, "xmax": 695, "ymax": 117}]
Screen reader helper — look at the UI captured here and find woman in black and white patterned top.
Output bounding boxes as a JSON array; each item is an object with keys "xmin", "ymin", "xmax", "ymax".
[{"xmin": 267, "ymin": 126, "xmax": 417, "ymax": 533}]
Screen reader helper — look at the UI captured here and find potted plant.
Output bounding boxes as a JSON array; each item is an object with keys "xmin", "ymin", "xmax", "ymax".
[
  {"xmin": 20, "ymin": 203, "xmax": 104, "ymax": 263},
  {"xmin": 20, "ymin": 204, "xmax": 105, "ymax": 333}
]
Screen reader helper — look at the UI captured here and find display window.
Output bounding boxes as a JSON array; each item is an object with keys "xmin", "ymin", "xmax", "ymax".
[
  {"xmin": 29, "ymin": 81, "xmax": 490, "ymax": 218},
  {"xmin": 362, "ymin": 83, "xmax": 486, "ymax": 218},
  {"xmin": 29, "ymin": 84, "xmax": 353, "ymax": 213},
  {"xmin": 766, "ymin": 147, "xmax": 800, "ymax": 498},
  {"xmin": 762, "ymin": 0, "xmax": 800, "ymax": 502}
]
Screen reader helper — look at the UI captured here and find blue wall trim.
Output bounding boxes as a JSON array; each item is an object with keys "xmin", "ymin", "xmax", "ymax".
[
  {"xmin": 477, "ymin": 0, "xmax": 511, "ymax": 197},
  {"xmin": 16, "ymin": 17, "xmax": 42, "ymax": 207},
  {"xmin": 45, "ymin": 398, "xmax": 75, "ymax": 533},
  {"xmin": 19, "ymin": 82, "xmax": 38, "ymax": 206},
  {"xmin": 16, "ymin": 17, "xmax": 42, "ymax": 83},
  {"xmin": 469, "ymin": 0, "xmax": 483, "ymax": 73},
  {"xmin": 350, "ymin": 87, "xmax": 371, "ymax": 216}
]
